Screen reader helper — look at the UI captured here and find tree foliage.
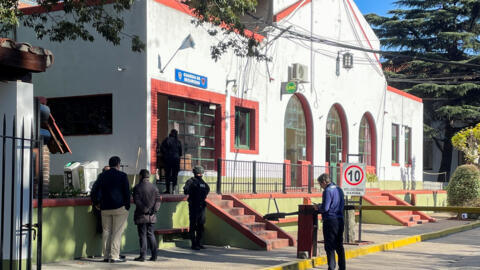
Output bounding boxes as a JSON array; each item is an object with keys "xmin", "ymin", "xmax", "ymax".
[
  {"xmin": 0, "ymin": 0, "xmax": 145, "ymax": 52},
  {"xmin": 0, "ymin": 0, "xmax": 264, "ymax": 59},
  {"xmin": 183, "ymin": 0, "xmax": 267, "ymax": 61},
  {"xmin": 452, "ymin": 123, "xmax": 480, "ymax": 164},
  {"xmin": 365, "ymin": 0, "xmax": 480, "ymax": 179}
]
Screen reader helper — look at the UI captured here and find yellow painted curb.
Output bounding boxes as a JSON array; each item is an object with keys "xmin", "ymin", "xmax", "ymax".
[{"xmin": 262, "ymin": 221, "xmax": 480, "ymax": 270}]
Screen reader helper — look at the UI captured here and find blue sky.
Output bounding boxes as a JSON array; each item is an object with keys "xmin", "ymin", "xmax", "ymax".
[{"xmin": 354, "ymin": 0, "xmax": 396, "ymax": 16}]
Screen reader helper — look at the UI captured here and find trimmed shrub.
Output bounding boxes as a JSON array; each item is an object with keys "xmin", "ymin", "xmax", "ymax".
[{"xmin": 446, "ymin": 164, "xmax": 480, "ymax": 206}]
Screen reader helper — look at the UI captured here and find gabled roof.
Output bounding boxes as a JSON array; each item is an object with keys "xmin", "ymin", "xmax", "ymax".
[{"xmin": 272, "ymin": 0, "xmax": 381, "ymax": 67}]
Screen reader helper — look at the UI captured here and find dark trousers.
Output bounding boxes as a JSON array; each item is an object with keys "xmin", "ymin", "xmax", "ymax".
[
  {"xmin": 323, "ymin": 218, "xmax": 346, "ymax": 270},
  {"xmin": 189, "ymin": 207, "xmax": 206, "ymax": 247},
  {"xmin": 137, "ymin": 223, "xmax": 157, "ymax": 258},
  {"xmin": 165, "ymin": 164, "xmax": 180, "ymax": 194},
  {"xmin": 92, "ymin": 207, "xmax": 103, "ymax": 234}
]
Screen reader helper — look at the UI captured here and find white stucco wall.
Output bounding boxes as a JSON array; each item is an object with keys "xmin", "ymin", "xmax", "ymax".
[
  {"xmin": 17, "ymin": 2, "xmax": 148, "ymax": 175},
  {"xmin": 382, "ymin": 91, "xmax": 424, "ymax": 183},
  {"xmin": 145, "ymin": 0, "xmax": 423, "ymax": 183},
  {"xmin": 16, "ymin": 0, "xmax": 424, "ymax": 183}
]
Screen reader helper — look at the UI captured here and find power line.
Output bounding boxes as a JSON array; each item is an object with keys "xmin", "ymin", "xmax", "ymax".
[{"xmin": 246, "ymin": 12, "xmax": 480, "ymax": 70}]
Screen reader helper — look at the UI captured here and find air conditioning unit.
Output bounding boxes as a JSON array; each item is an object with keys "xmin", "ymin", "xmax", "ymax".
[{"xmin": 291, "ymin": 63, "xmax": 308, "ymax": 82}]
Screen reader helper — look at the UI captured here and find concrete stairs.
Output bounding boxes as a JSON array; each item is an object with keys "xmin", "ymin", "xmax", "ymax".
[
  {"xmin": 206, "ymin": 194, "xmax": 295, "ymax": 250},
  {"xmin": 364, "ymin": 191, "xmax": 436, "ymax": 226}
]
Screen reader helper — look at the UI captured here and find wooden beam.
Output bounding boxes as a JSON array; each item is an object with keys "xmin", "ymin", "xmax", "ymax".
[{"xmin": 0, "ymin": 47, "xmax": 47, "ymax": 72}]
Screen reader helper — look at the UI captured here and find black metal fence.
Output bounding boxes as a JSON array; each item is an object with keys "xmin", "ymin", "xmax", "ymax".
[
  {"xmin": 214, "ymin": 158, "xmax": 338, "ymax": 194},
  {"xmin": 0, "ymin": 114, "xmax": 42, "ymax": 270}
]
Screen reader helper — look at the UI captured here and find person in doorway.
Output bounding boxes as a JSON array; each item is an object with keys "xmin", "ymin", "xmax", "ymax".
[
  {"xmin": 183, "ymin": 165, "xmax": 210, "ymax": 250},
  {"xmin": 96, "ymin": 156, "xmax": 131, "ymax": 263},
  {"xmin": 133, "ymin": 169, "xmax": 161, "ymax": 262},
  {"xmin": 160, "ymin": 129, "xmax": 182, "ymax": 194},
  {"xmin": 315, "ymin": 173, "xmax": 345, "ymax": 270}
]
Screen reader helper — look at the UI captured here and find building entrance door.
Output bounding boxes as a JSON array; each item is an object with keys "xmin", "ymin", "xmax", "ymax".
[{"xmin": 158, "ymin": 95, "xmax": 216, "ymax": 171}]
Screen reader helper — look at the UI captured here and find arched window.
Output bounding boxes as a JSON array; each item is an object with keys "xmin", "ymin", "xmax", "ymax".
[
  {"xmin": 359, "ymin": 116, "xmax": 372, "ymax": 165},
  {"xmin": 284, "ymin": 95, "xmax": 307, "ymax": 164},
  {"xmin": 326, "ymin": 106, "xmax": 343, "ymax": 166},
  {"xmin": 359, "ymin": 113, "xmax": 377, "ymax": 170},
  {"xmin": 326, "ymin": 104, "xmax": 348, "ymax": 183}
]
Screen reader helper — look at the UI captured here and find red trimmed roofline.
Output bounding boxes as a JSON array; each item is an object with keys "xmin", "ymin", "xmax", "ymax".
[
  {"xmin": 273, "ymin": 0, "xmax": 311, "ymax": 22},
  {"xmin": 20, "ymin": 0, "xmax": 264, "ymax": 42},
  {"xmin": 20, "ymin": 0, "xmax": 115, "ymax": 15},
  {"xmin": 344, "ymin": 0, "xmax": 381, "ymax": 67},
  {"xmin": 272, "ymin": 0, "xmax": 381, "ymax": 68},
  {"xmin": 154, "ymin": 0, "xmax": 264, "ymax": 42},
  {"xmin": 387, "ymin": 85, "xmax": 423, "ymax": 103}
]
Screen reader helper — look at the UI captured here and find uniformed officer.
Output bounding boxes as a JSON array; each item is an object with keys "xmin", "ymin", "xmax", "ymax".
[
  {"xmin": 315, "ymin": 173, "xmax": 346, "ymax": 270},
  {"xmin": 183, "ymin": 165, "xmax": 210, "ymax": 250}
]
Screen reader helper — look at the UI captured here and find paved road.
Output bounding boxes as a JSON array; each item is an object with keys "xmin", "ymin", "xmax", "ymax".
[{"xmin": 329, "ymin": 227, "xmax": 480, "ymax": 270}]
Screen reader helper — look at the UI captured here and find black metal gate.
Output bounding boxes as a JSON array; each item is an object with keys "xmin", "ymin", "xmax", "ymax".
[{"xmin": 0, "ymin": 106, "xmax": 44, "ymax": 269}]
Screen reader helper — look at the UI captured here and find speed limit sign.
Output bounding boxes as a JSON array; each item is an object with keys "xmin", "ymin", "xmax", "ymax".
[{"xmin": 342, "ymin": 163, "xmax": 366, "ymax": 196}]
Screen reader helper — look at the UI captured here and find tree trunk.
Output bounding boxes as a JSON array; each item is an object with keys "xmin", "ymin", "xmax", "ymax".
[{"xmin": 438, "ymin": 126, "xmax": 455, "ymax": 182}]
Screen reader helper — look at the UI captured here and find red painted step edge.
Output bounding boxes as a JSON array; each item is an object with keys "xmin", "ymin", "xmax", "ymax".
[
  {"xmin": 363, "ymin": 193, "xmax": 435, "ymax": 226},
  {"xmin": 205, "ymin": 199, "xmax": 268, "ymax": 249},
  {"xmin": 381, "ymin": 192, "xmax": 436, "ymax": 222},
  {"xmin": 222, "ymin": 194, "xmax": 296, "ymax": 246}
]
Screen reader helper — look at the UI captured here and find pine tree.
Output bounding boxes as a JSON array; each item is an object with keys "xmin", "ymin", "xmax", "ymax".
[{"xmin": 365, "ymin": 0, "xmax": 480, "ymax": 181}]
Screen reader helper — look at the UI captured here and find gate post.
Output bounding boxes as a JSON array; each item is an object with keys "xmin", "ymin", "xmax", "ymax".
[
  {"xmin": 216, "ymin": 158, "xmax": 222, "ymax": 194},
  {"xmin": 252, "ymin": 161, "xmax": 257, "ymax": 194}
]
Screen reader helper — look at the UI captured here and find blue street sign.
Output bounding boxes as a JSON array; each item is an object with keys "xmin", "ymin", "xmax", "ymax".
[{"xmin": 175, "ymin": 69, "xmax": 208, "ymax": 89}]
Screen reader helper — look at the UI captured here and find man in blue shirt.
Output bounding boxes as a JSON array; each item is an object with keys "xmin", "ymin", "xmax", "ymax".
[{"xmin": 316, "ymin": 173, "xmax": 345, "ymax": 270}]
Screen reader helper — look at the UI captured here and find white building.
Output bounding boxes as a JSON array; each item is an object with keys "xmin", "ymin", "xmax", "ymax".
[{"xmin": 18, "ymin": 0, "xmax": 424, "ymax": 189}]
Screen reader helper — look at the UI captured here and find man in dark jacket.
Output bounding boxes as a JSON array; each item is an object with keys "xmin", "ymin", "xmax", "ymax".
[
  {"xmin": 91, "ymin": 166, "xmax": 110, "ymax": 234},
  {"xmin": 183, "ymin": 166, "xmax": 210, "ymax": 250},
  {"xmin": 160, "ymin": 129, "xmax": 182, "ymax": 194},
  {"xmin": 316, "ymin": 173, "xmax": 345, "ymax": 270},
  {"xmin": 133, "ymin": 169, "xmax": 161, "ymax": 262},
  {"xmin": 96, "ymin": 156, "xmax": 131, "ymax": 263}
]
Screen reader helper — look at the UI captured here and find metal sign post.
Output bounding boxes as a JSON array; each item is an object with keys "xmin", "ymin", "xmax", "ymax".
[{"xmin": 343, "ymin": 154, "xmax": 371, "ymax": 244}]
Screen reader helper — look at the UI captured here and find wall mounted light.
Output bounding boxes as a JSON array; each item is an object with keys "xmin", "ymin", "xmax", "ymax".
[
  {"xmin": 343, "ymin": 52, "xmax": 354, "ymax": 69},
  {"xmin": 117, "ymin": 66, "xmax": 127, "ymax": 72},
  {"xmin": 226, "ymin": 79, "xmax": 237, "ymax": 93}
]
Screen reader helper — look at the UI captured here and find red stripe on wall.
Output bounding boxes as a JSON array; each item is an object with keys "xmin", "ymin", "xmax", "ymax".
[
  {"xmin": 20, "ymin": 0, "xmax": 115, "ymax": 15},
  {"xmin": 153, "ymin": 0, "xmax": 264, "ymax": 42},
  {"xmin": 344, "ymin": 0, "xmax": 381, "ymax": 67},
  {"xmin": 230, "ymin": 97, "xmax": 259, "ymax": 154},
  {"xmin": 150, "ymin": 79, "xmax": 226, "ymax": 173},
  {"xmin": 273, "ymin": 0, "xmax": 312, "ymax": 22},
  {"xmin": 387, "ymin": 85, "xmax": 423, "ymax": 103}
]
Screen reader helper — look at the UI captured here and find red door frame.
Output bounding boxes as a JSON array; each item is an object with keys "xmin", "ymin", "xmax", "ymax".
[{"xmin": 150, "ymin": 79, "xmax": 226, "ymax": 172}]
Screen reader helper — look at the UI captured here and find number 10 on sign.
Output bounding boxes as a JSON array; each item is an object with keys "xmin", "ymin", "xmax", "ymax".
[{"xmin": 342, "ymin": 163, "xmax": 366, "ymax": 196}]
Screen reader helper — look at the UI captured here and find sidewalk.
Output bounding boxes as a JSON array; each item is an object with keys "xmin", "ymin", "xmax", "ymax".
[{"xmin": 39, "ymin": 214, "xmax": 480, "ymax": 270}]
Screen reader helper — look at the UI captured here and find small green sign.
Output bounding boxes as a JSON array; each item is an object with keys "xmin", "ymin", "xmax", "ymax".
[{"xmin": 285, "ymin": 81, "xmax": 297, "ymax": 94}]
